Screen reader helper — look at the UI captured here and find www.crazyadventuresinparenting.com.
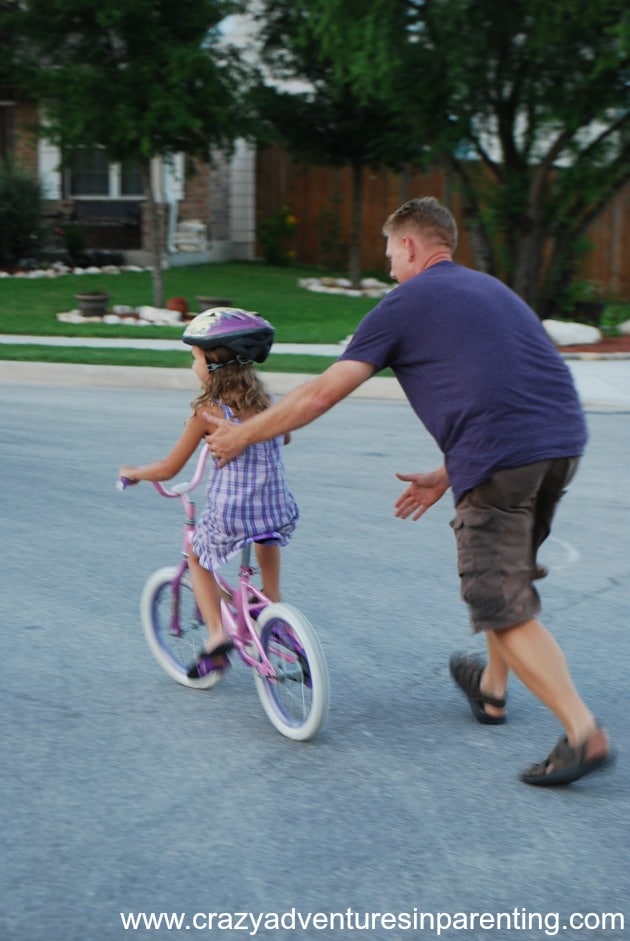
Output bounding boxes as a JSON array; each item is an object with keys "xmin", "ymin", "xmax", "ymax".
[{"xmin": 118, "ymin": 906, "xmax": 625, "ymax": 936}]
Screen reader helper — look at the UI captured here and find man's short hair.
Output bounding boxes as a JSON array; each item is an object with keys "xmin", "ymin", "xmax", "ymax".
[{"xmin": 383, "ymin": 196, "xmax": 458, "ymax": 252}]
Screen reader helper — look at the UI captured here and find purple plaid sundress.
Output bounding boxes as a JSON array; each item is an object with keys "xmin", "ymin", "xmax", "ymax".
[{"xmin": 192, "ymin": 403, "xmax": 299, "ymax": 572}]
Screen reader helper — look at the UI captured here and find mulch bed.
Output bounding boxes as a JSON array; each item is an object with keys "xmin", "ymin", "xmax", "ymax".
[{"xmin": 557, "ymin": 335, "xmax": 630, "ymax": 354}]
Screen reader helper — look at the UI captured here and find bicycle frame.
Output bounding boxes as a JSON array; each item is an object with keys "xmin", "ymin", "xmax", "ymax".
[{"xmin": 149, "ymin": 445, "xmax": 282, "ymax": 680}]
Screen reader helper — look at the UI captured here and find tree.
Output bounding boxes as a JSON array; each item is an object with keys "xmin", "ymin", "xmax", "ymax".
[
  {"xmin": 424, "ymin": 0, "xmax": 630, "ymax": 313},
  {"xmin": 17, "ymin": 0, "xmax": 248, "ymax": 305},
  {"xmin": 251, "ymin": 0, "xmax": 426, "ymax": 286}
]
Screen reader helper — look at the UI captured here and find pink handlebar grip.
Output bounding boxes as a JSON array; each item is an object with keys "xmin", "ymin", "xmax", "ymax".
[{"xmin": 117, "ymin": 476, "xmax": 132, "ymax": 491}]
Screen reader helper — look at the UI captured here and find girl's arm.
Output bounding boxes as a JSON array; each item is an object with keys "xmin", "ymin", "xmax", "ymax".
[{"xmin": 119, "ymin": 411, "xmax": 212, "ymax": 483}]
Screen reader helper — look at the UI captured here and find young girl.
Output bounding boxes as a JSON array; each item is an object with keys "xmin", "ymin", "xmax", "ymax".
[{"xmin": 119, "ymin": 308, "xmax": 299, "ymax": 679}]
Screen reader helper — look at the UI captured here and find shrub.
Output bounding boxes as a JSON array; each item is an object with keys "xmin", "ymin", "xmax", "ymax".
[
  {"xmin": 0, "ymin": 160, "xmax": 44, "ymax": 268},
  {"xmin": 257, "ymin": 205, "xmax": 297, "ymax": 266}
]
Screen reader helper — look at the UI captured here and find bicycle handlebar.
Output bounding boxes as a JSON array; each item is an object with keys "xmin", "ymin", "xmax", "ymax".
[{"xmin": 116, "ymin": 444, "xmax": 211, "ymax": 497}]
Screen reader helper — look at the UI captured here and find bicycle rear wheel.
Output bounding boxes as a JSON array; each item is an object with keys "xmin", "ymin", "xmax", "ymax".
[
  {"xmin": 140, "ymin": 566, "xmax": 224, "ymax": 690},
  {"xmin": 254, "ymin": 603, "xmax": 330, "ymax": 741}
]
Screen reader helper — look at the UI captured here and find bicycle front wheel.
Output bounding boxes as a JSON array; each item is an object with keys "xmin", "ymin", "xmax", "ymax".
[
  {"xmin": 254, "ymin": 603, "xmax": 330, "ymax": 741},
  {"xmin": 140, "ymin": 566, "xmax": 224, "ymax": 690}
]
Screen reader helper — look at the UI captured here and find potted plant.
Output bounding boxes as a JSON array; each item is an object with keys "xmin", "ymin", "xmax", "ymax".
[
  {"xmin": 74, "ymin": 290, "xmax": 111, "ymax": 318},
  {"xmin": 196, "ymin": 295, "xmax": 233, "ymax": 312}
]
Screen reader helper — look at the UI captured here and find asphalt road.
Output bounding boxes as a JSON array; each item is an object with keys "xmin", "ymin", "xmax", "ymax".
[{"xmin": 1, "ymin": 382, "xmax": 628, "ymax": 941}]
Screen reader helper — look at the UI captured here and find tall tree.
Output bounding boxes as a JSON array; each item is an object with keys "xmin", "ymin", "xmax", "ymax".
[
  {"xmin": 252, "ymin": 1, "xmax": 426, "ymax": 285},
  {"xmin": 422, "ymin": 0, "xmax": 630, "ymax": 313},
  {"xmin": 18, "ymin": 0, "xmax": 247, "ymax": 305}
]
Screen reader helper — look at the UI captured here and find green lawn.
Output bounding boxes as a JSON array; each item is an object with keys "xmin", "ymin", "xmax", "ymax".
[{"xmin": 0, "ymin": 262, "xmax": 376, "ymax": 339}]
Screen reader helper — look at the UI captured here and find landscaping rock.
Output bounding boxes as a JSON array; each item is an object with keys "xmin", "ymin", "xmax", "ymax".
[{"xmin": 542, "ymin": 319, "xmax": 602, "ymax": 346}]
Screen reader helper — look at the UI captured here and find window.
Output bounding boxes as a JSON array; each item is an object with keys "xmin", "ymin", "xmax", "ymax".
[
  {"xmin": 120, "ymin": 159, "xmax": 143, "ymax": 196},
  {"xmin": 66, "ymin": 148, "xmax": 144, "ymax": 197}
]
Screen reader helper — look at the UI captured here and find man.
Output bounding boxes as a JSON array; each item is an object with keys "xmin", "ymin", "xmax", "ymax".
[{"xmin": 207, "ymin": 196, "xmax": 614, "ymax": 786}]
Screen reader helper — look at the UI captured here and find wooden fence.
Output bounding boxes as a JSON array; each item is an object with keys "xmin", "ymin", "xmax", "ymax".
[{"xmin": 256, "ymin": 146, "xmax": 630, "ymax": 300}]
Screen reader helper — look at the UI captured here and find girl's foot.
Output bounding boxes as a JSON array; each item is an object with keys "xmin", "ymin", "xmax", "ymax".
[{"xmin": 186, "ymin": 641, "xmax": 234, "ymax": 679}]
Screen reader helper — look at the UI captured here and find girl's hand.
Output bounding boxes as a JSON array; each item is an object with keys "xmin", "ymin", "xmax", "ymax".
[
  {"xmin": 394, "ymin": 467, "xmax": 450, "ymax": 521},
  {"xmin": 118, "ymin": 465, "xmax": 140, "ymax": 485}
]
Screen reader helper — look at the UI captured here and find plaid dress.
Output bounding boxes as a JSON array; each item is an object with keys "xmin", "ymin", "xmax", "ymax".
[{"xmin": 192, "ymin": 403, "xmax": 299, "ymax": 572}]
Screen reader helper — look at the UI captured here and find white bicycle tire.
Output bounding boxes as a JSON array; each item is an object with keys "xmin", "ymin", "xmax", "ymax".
[
  {"xmin": 254, "ymin": 602, "xmax": 330, "ymax": 741},
  {"xmin": 140, "ymin": 566, "xmax": 223, "ymax": 690}
]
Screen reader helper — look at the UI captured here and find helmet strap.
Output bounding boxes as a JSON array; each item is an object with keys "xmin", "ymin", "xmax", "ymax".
[{"xmin": 205, "ymin": 354, "xmax": 254, "ymax": 371}]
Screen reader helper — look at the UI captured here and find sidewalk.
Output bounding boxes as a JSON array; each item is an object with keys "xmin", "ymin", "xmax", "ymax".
[{"xmin": 1, "ymin": 335, "xmax": 630, "ymax": 410}]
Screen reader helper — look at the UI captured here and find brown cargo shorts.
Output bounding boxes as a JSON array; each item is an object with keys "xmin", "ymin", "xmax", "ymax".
[{"xmin": 450, "ymin": 457, "xmax": 580, "ymax": 633}]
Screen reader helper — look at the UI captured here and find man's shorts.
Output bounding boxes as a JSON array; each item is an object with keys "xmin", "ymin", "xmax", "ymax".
[{"xmin": 450, "ymin": 457, "xmax": 580, "ymax": 633}]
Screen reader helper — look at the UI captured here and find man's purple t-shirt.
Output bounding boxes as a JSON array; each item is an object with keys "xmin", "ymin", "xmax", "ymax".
[{"xmin": 339, "ymin": 261, "xmax": 587, "ymax": 504}]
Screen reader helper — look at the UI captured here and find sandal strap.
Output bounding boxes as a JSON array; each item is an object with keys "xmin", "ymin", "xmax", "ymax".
[
  {"xmin": 480, "ymin": 691, "xmax": 507, "ymax": 709},
  {"xmin": 452, "ymin": 654, "xmax": 507, "ymax": 707},
  {"xmin": 205, "ymin": 640, "xmax": 234, "ymax": 658}
]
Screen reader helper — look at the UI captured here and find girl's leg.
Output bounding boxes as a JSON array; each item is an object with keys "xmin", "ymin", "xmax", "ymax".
[
  {"xmin": 187, "ymin": 551, "xmax": 229, "ymax": 651},
  {"xmin": 255, "ymin": 543, "xmax": 281, "ymax": 601}
]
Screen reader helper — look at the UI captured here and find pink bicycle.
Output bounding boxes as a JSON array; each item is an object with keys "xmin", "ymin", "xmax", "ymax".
[{"xmin": 118, "ymin": 446, "xmax": 329, "ymax": 741}]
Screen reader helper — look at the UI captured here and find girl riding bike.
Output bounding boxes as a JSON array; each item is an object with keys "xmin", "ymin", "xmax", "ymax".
[{"xmin": 118, "ymin": 307, "xmax": 299, "ymax": 680}]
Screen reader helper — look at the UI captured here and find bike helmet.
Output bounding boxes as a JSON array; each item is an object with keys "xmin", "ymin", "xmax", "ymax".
[{"xmin": 182, "ymin": 307, "xmax": 275, "ymax": 364}]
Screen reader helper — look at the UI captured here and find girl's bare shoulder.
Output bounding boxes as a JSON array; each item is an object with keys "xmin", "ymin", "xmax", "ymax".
[
  {"xmin": 189, "ymin": 402, "xmax": 223, "ymax": 434},
  {"xmin": 194, "ymin": 401, "xmax": 223, "ymax": 419}
]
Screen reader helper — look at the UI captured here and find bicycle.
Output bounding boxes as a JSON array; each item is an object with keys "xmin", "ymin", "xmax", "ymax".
[{"xmin": 118, "ymin": 445, "xmax": 330, "ymax": 741}]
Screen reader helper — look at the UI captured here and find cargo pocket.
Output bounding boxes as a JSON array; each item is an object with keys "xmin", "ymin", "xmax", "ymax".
[{"xmin": 450, "ymin": 507, "xmax": 505, "ymax": 623}]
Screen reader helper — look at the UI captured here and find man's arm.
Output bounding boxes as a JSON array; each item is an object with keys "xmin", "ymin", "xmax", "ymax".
[{"xmin": 207, "ymin": 360, "xmax": 374, "ymax": 465}]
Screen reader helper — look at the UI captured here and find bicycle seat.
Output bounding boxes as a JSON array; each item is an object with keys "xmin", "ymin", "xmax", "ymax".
[{"xmin": 253, "ymin": 533, "xmax": 282, "ymax": 546}]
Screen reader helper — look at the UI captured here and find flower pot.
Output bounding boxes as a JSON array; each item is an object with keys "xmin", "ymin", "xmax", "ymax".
[
  {"xmin": 196, "ymin": 295, "xmax": 233, "ymax": 312},
  {"xmin": 75, "ymin": 292, "xmax": 110, "ymax": 318}
]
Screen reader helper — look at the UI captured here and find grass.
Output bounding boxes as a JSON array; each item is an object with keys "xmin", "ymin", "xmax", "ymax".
[
  {"xmin": 0, "ymin": 261, "xmax": 375, "ymax": 338},
  {"xmin": 0, "ymin": 343, "xmax": 337, "ymax": 374},
  {"xmin": 0, "ymin": 261, "xmax": 378, "ymax": 371}
]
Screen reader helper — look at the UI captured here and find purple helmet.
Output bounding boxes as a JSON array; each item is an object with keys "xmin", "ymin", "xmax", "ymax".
[{"xmin": 182, "ymin": 307, "xmax": 275, "ymax": 364}]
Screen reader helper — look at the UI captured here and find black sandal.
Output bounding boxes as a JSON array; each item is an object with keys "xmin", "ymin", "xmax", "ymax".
[
  {"xmin": 520, "ymin": 727, "xmax": 614, "ymax": 786},
  {"xmin": 449, "ymin": 653, "xmax": 507, "ymax": 725},
  {"xmin": 186, "ymin": 641, "xmax": 234, "ymax": 679}
]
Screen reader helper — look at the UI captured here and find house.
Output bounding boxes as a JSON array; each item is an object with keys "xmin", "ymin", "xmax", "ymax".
[{"xmin": 2, "ymin": 89, "xmax": 258, "ymax": 268}]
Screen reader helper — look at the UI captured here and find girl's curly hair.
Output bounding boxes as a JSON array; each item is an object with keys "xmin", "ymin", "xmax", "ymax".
[{"xmin": 191, "ymin": 346, "xmax": 271, "ymax": 416}]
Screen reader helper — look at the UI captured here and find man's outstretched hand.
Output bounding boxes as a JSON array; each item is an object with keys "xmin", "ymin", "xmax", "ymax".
[
  {"xmin": 394, "ymin": 467, "xmax": 450, "ymax": 521},
  {"xmin": 203, "ymin": 412, "xmax": 247, "ymax": 468}
]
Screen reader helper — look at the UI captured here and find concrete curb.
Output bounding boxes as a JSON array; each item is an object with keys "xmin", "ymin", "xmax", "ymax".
[
  {"xmin": 0, "ymin": 360, "xmax": 405, "ymax": 400},
  {"xmin": 2, "ymin": 359, "xmax": 630, "ymax": 410}
]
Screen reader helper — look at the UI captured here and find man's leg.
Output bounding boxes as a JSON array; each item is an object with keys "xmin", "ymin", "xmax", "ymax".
[
  {"xmin": 490, "ymin": 617, "xmax": 596, "ymax": 745},
  {"xmin": 480, "ymin": 630, "xmax": 510, "ymax": 720}
]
